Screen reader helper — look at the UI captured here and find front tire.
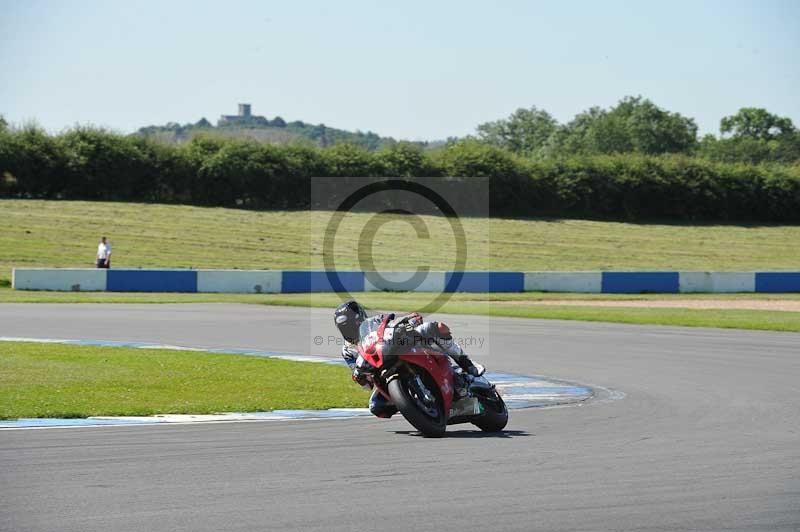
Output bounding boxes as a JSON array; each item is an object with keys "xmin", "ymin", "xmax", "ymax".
[
  {"xmin": 473, "ymin": 392, "xmax": 508, "ymax": 432},
  {"xmin": 388, "ymin": 375, "xmax": 446, "ymax": 438}
]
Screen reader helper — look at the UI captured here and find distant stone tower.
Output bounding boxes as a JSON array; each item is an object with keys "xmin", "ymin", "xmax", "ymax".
[{"xmin": 218, "ymin": 103, "xmax": 266, "ymax": 126}]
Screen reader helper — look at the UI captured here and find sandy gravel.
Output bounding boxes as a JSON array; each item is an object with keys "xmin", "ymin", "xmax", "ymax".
[{"xmin": 510, "ymin": 299, "xmax": 800, "ymax": 312}]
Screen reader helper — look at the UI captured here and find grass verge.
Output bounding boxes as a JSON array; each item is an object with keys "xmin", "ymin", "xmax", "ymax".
[
  {"xmin": 3, "ymin": 199, "xmax": 800, "ymax": 287},
  {"xmin": 2, "ymin": 287, "xmax": 800, "ymax": 304},
  {"xmin": 451, "ymin": 305, "xmax": 800, "ymax": 332},
  {"xmin": 0, "ymin": 342, "xmax": 366, "ymax": 419},
  {"xmin": 304, "ymin": 293, "xmax": 800, "ymax": 332}
]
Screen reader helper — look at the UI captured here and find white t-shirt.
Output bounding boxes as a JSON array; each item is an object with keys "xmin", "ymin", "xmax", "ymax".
[{"xmin": 97, "ymin": 242, "xmax": 111, "ymax": 260}]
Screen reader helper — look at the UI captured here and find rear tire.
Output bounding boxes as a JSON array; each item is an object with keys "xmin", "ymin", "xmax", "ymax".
[
  {"xmin": 473, "ymin": 393, "xmax": 508, "ymax": 432},
  {"xmin": 388, "ymin": 375, "xmax": 446, "ymax": 438}
]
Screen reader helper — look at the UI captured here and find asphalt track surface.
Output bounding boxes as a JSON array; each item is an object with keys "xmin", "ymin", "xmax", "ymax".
[{"xmin": 1, "ymin": 303, "xmax": 798, "ymax": 532}]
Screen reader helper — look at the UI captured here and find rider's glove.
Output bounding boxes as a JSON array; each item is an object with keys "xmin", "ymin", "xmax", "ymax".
[
  {"xmin": 352, "ymin": 368, "xmax": 372, "ymax": 390},
  {"xmin": 406, "ymin": 312, "xmax": 423, "ymax": 328}
]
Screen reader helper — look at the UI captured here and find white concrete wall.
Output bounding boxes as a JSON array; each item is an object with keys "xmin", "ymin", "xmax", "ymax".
[
  {"xmin": 524, "ymin": 272, "xmax": 602, "ymax": 293},
  {"xmin": 364, "ymin": 271, "xmax": 446, "ymax": 292},
  {"xmin": 12, "ymin": 268, "xmax": 107, "ymax": 291},
  {"xmin": 679, "ymin": 272, "xmax": 755, "ymax": 293},
  {"xmin": 196, "ymin": 270, "xmax": 282, "ymax": 293}
]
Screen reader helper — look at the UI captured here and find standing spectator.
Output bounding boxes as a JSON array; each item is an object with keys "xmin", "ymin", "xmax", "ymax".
[{"xmin": 96, "ymin": 236, "xmax": 112, "ymax": 269}]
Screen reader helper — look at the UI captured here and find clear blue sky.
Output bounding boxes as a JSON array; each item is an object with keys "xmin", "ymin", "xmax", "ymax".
[{"xmin": 2, "ymin": 0, "xmax": 798, "ymax": 140}]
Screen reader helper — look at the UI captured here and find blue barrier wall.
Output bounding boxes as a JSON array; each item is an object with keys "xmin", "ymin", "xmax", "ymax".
[
  {"xmin": 755, "ymin": 272, "xmax": 800, "ymax": 293},
  {"xmin": 602, "ymin": 272, "xmax": 680, "ymax": 294},
  {"xmin": 281, "ymin": 271, "xmax": 365, "ymax": 293},
  {"xmin": 444, "ymin": 272, "xmax": 524, "ymax": 293},
  {"xmin": 107, "ymin": 270, "xmax": 197, "ymax": 292}
]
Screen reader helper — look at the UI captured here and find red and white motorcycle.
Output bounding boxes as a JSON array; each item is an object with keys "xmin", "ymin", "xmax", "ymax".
[{"xmin": 356, "ymin": 314, "xmax": 508, "ymax": 437}]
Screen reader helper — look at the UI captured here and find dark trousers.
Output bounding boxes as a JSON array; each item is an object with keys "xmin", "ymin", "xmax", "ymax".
[{"xmin": 96, "ymin": 259, "xmax": 109, "ymax": 269}]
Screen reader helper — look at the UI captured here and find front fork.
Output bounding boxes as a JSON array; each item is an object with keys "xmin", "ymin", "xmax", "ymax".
[{"xmin": 377, "ymin": 364, "xmax": 435, "ymax": 405}]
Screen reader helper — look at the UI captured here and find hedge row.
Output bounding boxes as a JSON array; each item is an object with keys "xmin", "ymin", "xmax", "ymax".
[{"xmin": 1, "ymin": 126, "xmax": 799, "ymax": 221}]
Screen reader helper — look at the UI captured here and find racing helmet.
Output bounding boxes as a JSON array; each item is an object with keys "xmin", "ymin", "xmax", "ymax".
[{"xmin": 334, "ymin": 299, "xmax": 367, "ymax": 344}]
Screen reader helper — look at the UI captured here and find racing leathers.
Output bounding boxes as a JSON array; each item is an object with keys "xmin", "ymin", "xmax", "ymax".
[{"xmin": 341, "ymin": 312, "xmax": 479, "ymax": 419}]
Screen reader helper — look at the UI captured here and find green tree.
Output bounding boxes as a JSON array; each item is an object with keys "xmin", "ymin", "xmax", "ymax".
[
  {"xmin": 195, "ymin": 140, "xmax": 292, "ymax": 207},
  {"xmin": 8, "ymin": 125, "xmax": 67, "ymax": 197},
  {"xmin": 324, "ymin": 143, "xmax": 376, "ymax": 176},
  {"xmin": 720, "ymin": 108, "xmax": 795, "ymax": 140},
  {"xmin": 477, "ymin": 106, "xmax": 558, "ymax": 156},
  {"xmin": 544, "ymin": 97, "xmax": 697, "ymax": 156},
  {"xmin": 698, "ymin": 131, "xmax": 800, "ymax": 164},
  {"xmin": 59, "ymin": 127, "xmax": 154, "ymax": 200},
  {"xmin": 0, "ymin": 123, "xmax": 18, "ymax": 196},
  {"xmin": 616, "ymin": 96, "xmax": 697, "ymax": 154},
  {"xmin": 375, "ymin": 142, "xmax": 435, "ymax": 176},
  {"xmin": 541, "ymin": 107, "xmax": 604, "ymax": 156},
  {"xmin": 431, "ymin": 139, "xmax": 521, "ymax": 178},
  {"xmin": 699, "ymin": 109, "xmax": 799, "ymax": 163}
]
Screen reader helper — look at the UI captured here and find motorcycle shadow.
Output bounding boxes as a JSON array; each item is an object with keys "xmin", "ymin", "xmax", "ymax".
[{"xmin": 391, "ymin": 429, "xmax": 529, "ymax": 439}]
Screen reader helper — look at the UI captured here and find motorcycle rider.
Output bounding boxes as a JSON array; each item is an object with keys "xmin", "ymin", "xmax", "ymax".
[{"xmin": 333, "ymin": 299, "xmax": 484, "ymax": 419}]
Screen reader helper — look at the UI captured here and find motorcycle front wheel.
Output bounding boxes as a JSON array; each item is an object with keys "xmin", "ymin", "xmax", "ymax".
[
  {"xmin": 388, "ymin": 373, "xmax": 447, "ymax": 438},
  {"xmin": 472, "ymin": 392, "xmax": 508, "ymax": 433}
]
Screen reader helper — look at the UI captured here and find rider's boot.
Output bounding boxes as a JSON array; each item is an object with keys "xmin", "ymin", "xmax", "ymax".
[
  {"xmin": 458, "ymin": 357, "xmax": 485, "ymax": 377},
  {"xmin": 438, "ymin": 339, "xmax": 485, "ymax": 398},
  {"xmin": 442, "ymin": 340, "xmax": 483, "ymax": 377},
  {"xmin": 369, "ymin": 389, "xmax": 398, "ymax": 418}
]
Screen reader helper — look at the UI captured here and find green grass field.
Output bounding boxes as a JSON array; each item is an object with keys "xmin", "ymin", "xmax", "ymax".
[
  {"xmin": 3, "ymin": 199, "xmax": 800, "ymax": 288},
  {"xmin": 0, "ymin": 341, "xmax": 366, "ymax": 419}
]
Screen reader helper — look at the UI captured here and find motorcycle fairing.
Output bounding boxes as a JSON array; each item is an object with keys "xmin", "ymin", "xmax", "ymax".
[{"xmin": 397, "ymin": 349, "xmax": 455, "ymax": 414}]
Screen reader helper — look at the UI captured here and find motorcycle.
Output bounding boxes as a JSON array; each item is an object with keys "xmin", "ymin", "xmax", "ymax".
[{"xmin": 356, "ymin": 314, "xmax": 508, "ymax": 437}]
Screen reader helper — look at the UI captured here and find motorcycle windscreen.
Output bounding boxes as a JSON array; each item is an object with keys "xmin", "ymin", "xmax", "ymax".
[{"xmin": 357, "ymin": 318, "xmax": 385, "ymax": 367}]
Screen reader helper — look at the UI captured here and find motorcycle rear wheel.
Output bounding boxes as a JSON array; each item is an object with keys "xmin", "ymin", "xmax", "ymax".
[{"xmin": 388, "ymin": 374, "xmax": 447, "ymax": 438}]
